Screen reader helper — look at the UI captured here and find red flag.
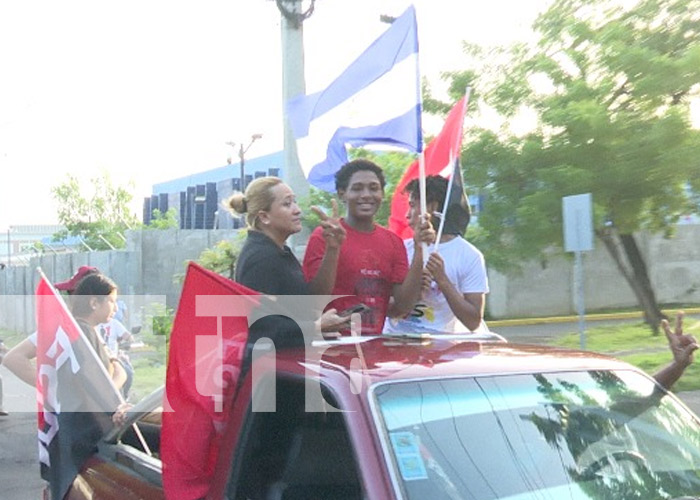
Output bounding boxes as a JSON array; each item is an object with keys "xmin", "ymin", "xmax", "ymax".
[
  {"xmin": 388, "ymin": 96, "xmax": 468, "ymax": 238},
  {"xmin": 35, "ymin": 275, "xmax": 123, "ymax": 500},
  {"xmin": 161, "ymin": 262, "xmax": 259, "ymax": 500}
]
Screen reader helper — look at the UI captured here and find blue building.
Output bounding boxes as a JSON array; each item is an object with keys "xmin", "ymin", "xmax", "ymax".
[{"xmin": 144, "ymin": 151, "xmax": 285, "ymax": 229}]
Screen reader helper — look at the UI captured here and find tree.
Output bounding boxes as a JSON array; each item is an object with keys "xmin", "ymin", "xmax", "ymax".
[
  {"xmin": 145, "ymin": 208, "xmax": 179, "ymax": 230},
  {"xmin": 443, "ymin": 0, "xmax": 700, "ymax": 332},
  {"xmin": 52, "ymin": 171, "xmax": 140, "ymax": 250},
  {"xmin": 195, "ymin": 233, "xmax": 247, "ymax": 280}
]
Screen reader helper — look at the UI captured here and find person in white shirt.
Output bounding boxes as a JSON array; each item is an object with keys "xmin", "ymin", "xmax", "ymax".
[
  {"xmin": 99, "ymin": 318, "xmax": 131, "ymax": 354},
  {"xmin": 384, "ymin": 175, "xmax": 489, "ymax": 334},
  {"xmin": 98, "ymin": 317, "xmax": 134, "ymax": 399}
]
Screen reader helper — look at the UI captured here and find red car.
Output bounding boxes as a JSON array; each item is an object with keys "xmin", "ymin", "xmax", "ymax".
[{"xmin": 64, "ymin": 333, "xmax": 700, "ymax": 499}]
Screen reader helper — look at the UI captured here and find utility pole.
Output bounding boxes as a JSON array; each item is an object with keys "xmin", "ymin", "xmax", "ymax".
[
  {"xmin": 226, "ymin": 134, "xmax": 262, "ymax": 229},
  {"xmin": 276, "ymin": 0, "xmax": 314, "ymax": 250},
  {"xmin": 226, "ymin": 133, "xmax": 263, "ymax": 192}
]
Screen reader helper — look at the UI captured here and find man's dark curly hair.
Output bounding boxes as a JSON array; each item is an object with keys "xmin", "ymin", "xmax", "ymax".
[
  {"xmin": 403, "ymin": 175, "xmax": 449, "ymax": 206},
  {"xmin": 335, "ymin": 159, "xmax": 386, "ymax": 192},
  {"xmin": 404, "ymin": 174, "xmax": 471, "ymax": 234}
]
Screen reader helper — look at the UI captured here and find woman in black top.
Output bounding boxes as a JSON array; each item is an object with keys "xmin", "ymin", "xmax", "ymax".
[{"xmin": 227, "ymin": 176, "xmax": 349, "ymax": 347}]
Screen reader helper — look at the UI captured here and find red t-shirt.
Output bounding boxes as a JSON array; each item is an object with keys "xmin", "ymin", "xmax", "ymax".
[{"xmin": 303, "ymin": 219, "xmax": 409, "ymax": 335}]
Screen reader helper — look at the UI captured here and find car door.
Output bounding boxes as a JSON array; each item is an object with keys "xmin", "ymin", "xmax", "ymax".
[
  {"xmin": 64, "ymin": 388, "xmax": 165, "ymax": 500},
  {"xmin": 222, "ymin": 373, "xmax": 366, "ymax": 500}
]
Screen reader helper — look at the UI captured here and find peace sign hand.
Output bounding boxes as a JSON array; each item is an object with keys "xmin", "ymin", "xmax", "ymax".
[
  {"xmin": 312, "ymin": 199, "xmax": 346, "ymax": 250},
  {"xmin": 661, "ymin": 311, "xmax": 699, "ymax": 369}
]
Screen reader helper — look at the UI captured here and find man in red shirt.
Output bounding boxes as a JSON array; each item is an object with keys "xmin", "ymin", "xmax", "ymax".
[{"xmin": 303, "ymin": 159, "xmax": 434, "ymax": 335}]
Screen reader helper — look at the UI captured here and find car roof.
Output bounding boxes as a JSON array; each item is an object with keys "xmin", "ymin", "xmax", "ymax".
[
  {"xmin": 114, "ymin": 334, "xmax": 640, "ymax": 435},
  {"xmin": 271, "ymin": 334, "xmax": 638, "ymax": 386}
]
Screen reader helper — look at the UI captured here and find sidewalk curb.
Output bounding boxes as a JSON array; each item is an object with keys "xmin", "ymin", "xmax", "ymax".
[{"xmin": 487, "ymin": 307, "xmax": 700, "ymax": 328}]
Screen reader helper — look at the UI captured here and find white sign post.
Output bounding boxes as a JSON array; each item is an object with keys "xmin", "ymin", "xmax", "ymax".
[{"xmin": 562, "ymin": 193, "xmax": 593, "ymax": 350}]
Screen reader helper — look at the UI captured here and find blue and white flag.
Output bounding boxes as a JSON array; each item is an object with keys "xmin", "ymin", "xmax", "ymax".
[{"xmin": 287, "ymin": 5, "xmax": 422, "ymax": 192}]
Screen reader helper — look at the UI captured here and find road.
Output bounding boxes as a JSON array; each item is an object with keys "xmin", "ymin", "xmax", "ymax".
[{"xmin": 0, "ymin": 365, "xmax": 44, "ymax": 499}]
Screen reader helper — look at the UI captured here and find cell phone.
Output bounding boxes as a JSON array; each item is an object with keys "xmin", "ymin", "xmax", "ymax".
[{"xmin": 339, "ymin": 303, "xmax": 370, "ymax": 317}]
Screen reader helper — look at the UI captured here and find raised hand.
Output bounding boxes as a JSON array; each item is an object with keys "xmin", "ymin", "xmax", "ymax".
[
  {"xmin": 661, "ymin": 311, "xmax": 698, "ymax": 369},
  {"xmin": 311, "ymin": 199, "xmax": 346, "ymax": 250},
  {"xmin": 412, "ymin": 212, "xmax": 436, "ymax": 246}
]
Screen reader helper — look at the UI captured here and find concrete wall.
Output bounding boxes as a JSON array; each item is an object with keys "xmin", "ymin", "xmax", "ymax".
[
  {"xmin": 486, "ymin": 225, "xmax": 700, "ymax": 318},
  {"xmin": 1, "ymin": 226, "xmax": 699, "ymax": 332},
  {"xmin": 131, "ymin": 228, "xmax": 237, "ymax": 305},
  {"xmin": 0, "ymin": 229, "xmax": 237, "ymax": 334}
]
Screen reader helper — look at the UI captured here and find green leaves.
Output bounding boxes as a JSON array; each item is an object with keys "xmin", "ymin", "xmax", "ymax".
[
  {"xmin": 51, "ymin": 171, "xmax": 139, "ymax": 250},
  {"xmin": 449, "ymin": 0, "xmax": 700, "ymax": 272},
  {"xmin": 196, "ymin": 236, "xmax": 245, "ymax": 281},
  {"xmin": 146, "ymin": 208, "xmax": 179, "ymax": 230}
]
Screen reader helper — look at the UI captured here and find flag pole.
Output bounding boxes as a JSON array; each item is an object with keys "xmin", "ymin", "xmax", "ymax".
[
  {"xmin": 418, "ymin": 150, "xmax": 428, "ymax": 258},
  {"xmin": 434, "ymin": 153, "xmax": 457, "ymax": 253},
  {"xmin": 416, "ymin": 8, "xmax": 428, "ymax": 260},
  {"xmin": 434, "ymin": 87, "xmax": 471, "ymax": 253}
]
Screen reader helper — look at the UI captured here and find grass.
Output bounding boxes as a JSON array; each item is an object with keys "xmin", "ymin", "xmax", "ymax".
[
  {"xmin": 550, "ymin": 315, "xmax": 700, "ymax": 392},
  {"xmin": 0, "ymin": 328, "xmax": 30, "ymax": 347},
  {"xmin": 129, "ymin": 354, "xmax": 167, "ymax": 402}
]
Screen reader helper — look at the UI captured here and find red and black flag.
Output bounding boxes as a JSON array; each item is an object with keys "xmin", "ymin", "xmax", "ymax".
[
  {"xmin": 35, "ymin": 274, "xmax": 122, "ymax": 500},
  {"xmin": 436, "ymin": 152, "xmax": 471, "ymax": 238}
]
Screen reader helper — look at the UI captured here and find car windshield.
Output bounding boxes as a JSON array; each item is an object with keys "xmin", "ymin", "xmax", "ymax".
[{"xmin": 373, "ymin": 370, "xmax": 700, "ymax": 500}]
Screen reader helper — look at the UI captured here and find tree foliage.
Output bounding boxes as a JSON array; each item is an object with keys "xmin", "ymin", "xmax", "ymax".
[
  {"xmin": 195, "ymin": 232, "xmax": 247, "ymax": 280},
  {"xmin": 440, "ymin": 0, "xmax": 700, "ymax": 331},
  {"xmin": 145, "ymin": 208, "xmax": 179, "ymax": 230},
  {"xmin": 52, "ymin": 171, "xmax": 140, "ymax": 250}
]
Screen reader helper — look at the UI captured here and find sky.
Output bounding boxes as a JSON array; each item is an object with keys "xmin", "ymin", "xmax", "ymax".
[{"xmin": 0, "ymin": 0, "xmax": 549, "ymax": 232}]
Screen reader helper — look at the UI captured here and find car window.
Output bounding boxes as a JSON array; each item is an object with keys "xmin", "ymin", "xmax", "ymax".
[
  {"xmin": 373, "ymin": 370, "xmax": 700, "ymax": 500},
  {"xmin": 227, "ymin": 375, "xmax": 363, "ymax": 500},
  {"xmin": 119, "ymin": 408, "xmax": 162, "ymax": 459}
]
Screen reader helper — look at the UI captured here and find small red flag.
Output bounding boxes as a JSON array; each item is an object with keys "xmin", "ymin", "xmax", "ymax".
[{"xmin": 388, "ymin": 96, "xmax": 468, "ymax": 239}]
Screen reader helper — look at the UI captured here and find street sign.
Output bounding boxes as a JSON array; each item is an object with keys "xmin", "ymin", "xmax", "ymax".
[
  {"xmin": 563, "ymin": 193, "xmax": 593, "ymax": 252},
  {"xmin": 562, "ymin": 193, "xmax": 593, "ymax": 350}
]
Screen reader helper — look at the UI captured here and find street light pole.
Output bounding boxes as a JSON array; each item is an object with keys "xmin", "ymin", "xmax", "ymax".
[
  {"xmin": 226, "ymin": 133, "xmax": 262, "ymax": 193},
  {"xmin": 277, "ymin": 0, "xmax": 313, "ymax": 250}
]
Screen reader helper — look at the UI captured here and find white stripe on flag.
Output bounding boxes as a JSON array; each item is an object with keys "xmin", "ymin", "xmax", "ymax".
[
  {"xmin": 286, "ymin": 5, "xmax": 421, "ymax": 191},
  {"xmin": 296, "ymin": 54, "xmax": 419, "ymax": 176}
]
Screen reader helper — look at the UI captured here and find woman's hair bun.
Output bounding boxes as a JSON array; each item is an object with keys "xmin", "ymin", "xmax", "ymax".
[{"xmin": 226, "ymin": 192, "xmax": 248, "ymax": 215}]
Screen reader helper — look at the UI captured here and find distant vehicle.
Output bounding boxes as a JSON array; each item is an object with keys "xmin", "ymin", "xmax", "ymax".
[{"xmin": 61, "ymin": 333, "xmax": 700, "ymax": 499}]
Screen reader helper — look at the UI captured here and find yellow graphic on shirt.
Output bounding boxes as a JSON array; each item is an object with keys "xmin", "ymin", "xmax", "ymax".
[{"xmin": 411, "ymin": 302, "xmax": 435, "ymax": 322}]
